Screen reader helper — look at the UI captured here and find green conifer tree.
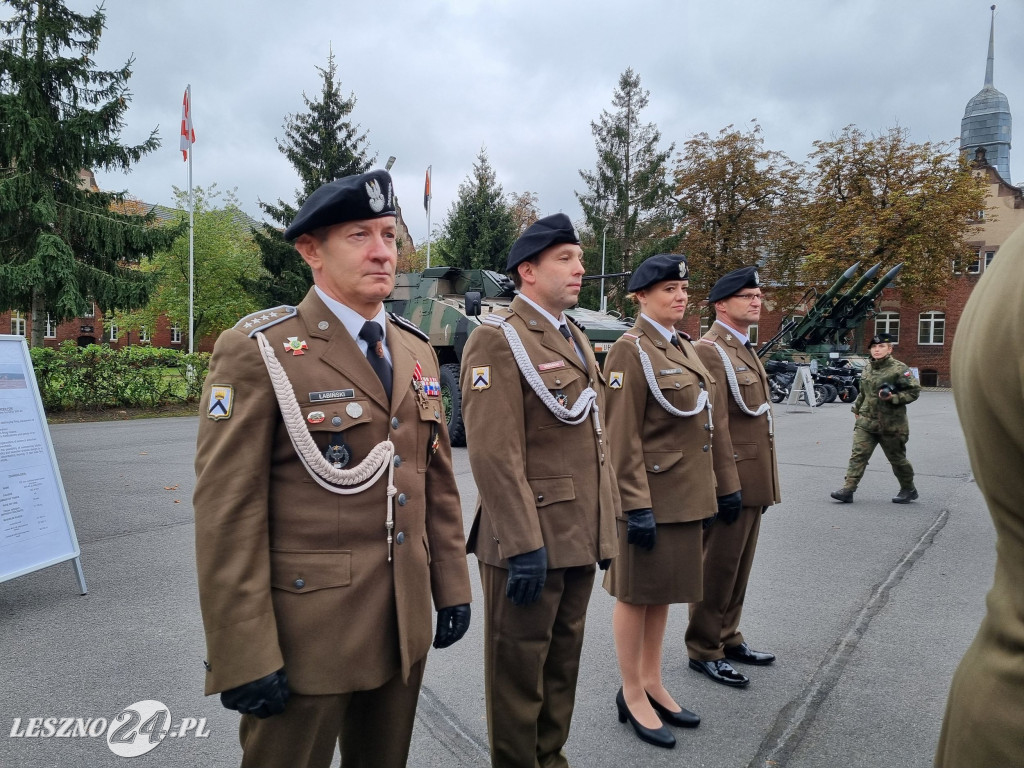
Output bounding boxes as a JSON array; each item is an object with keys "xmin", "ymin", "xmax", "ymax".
[{"xmin": 0, "ymin": 0, "xmax": 177, "ymax": 347}]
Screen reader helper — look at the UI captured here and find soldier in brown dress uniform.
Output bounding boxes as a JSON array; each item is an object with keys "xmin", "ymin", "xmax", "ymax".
[
  {"xmin": 461, "ymin": 213, "xmax": 619, "ymax": 768},
  {"xmin": 193, "ymin": 170, "xmax": 472, "ymax": 768},
  {"xmin": 602, "ymin": 254, "xmax": 731, "ymax": 749},
  {"xmin": 687, "ymin": 266, "xmax": 782, "ymax": 688},
  {"xmin": 934, "ymin": 222, "xmax": 1024, "ymax": 767}
]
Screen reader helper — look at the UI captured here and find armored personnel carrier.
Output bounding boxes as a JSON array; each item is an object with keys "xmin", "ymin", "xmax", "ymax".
[{"xmin": 385, "ymin": 266, "xmax": 632, "ymax": 445}]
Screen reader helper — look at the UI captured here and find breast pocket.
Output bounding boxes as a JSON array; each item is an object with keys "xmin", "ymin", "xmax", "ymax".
[{"xmin": 654, "ymin": 373, "xmax": 698, "ymax": 415}]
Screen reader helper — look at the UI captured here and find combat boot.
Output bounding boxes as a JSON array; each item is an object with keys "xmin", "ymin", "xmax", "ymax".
[
  {"xmin": 830, "ymin": 487, "xmax": 855, "ymax": 503},
  {"xmin": 892, "ymin": 487, "xmax": 918, "ymax": 504}
]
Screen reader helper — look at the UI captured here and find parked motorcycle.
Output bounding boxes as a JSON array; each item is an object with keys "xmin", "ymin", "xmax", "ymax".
[
  {"xmin": 814, "ymin": 359, "xmax": 861, "ymax": 403},
  {"xmin": 764, "ymin": 359, "xmax": 830, "ymax": 406}
]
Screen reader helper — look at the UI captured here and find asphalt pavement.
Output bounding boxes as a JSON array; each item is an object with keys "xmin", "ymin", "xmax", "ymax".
[{"xmin": 0, "ymin": 391, "xmax": 993, "ymax": 768}]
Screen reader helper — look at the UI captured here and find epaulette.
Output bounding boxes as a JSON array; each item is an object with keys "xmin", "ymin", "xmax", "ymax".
[
  {"xmin": 622, "ymin": 332, "xmax": 640, "ymax": 340},
  {"xmin": 679, "ymin": 331, "xmax": 692, "ymax": 341},
  {"xmin": 566, "ymin": 314, "xmax": 586, "ymax": 331},
  {"xmin": 388, "ymin": 312, "xmax": 430, "ymax": 342},
  {"xmin": 697, "ymin": 338, "xmax": 715, "ymax": 345},
  {"xmin": 234, "ymin": 306, "xmax": 297, "ymax": 337}
]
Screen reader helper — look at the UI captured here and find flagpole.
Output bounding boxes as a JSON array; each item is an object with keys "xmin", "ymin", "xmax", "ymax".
[
  {"xmin": 425, "ymin": 165, "xmax": 432, "ymax": 269},
  {"xmin": 187, "ymin": 84, "xmax": 195, "ymax": 355}
]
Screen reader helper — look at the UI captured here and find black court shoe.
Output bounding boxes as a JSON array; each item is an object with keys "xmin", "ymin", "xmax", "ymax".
[
  {"xmin": 688, "ymin": 658, "xmax": 750, "ymax": 687},
  {"xmin": 616, "ymin": 688, "xmax": 675, "ymax": 748},
  {"xmin": 646, "ymin": 692, "xmax": 700, "ymax": 728}
]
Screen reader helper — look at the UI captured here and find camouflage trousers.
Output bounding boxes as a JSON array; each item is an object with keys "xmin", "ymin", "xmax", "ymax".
[{"xmin": 843, "ymin": 426, "xmax": 915, "ymax": 490}]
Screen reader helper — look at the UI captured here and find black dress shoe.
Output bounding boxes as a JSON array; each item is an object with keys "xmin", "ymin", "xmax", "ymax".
[
  {"xmin": 646, "ymin": 692, "xmax": 700, "ymax": 728},
  {"xmin": 616, "ymin": 688, "xmax": 675, "ymax": 748},
  {"xmin": 688, "ymin": 658, "xmax": 750, "ymax": 687},
  {"xmin": 724, "ymin": 642, "xmax": 776, "ymax": 666}
]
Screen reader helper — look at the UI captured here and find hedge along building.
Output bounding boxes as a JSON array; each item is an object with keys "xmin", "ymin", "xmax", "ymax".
[{"xmin": 677, "ymin": 6, "xmax": 1023, "ymax": 388}]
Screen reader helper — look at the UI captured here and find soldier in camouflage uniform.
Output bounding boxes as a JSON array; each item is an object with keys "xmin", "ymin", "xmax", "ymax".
[{"xmin": 831, "ymin": 334, "xmax": 921, "ymax": 504}]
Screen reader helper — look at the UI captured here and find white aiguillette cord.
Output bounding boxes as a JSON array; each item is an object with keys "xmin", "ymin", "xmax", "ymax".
[
  {"xmin": 705, "ymin": 340, "xmax": 773, "ymax": 436},
  {"xmin": 633, "ymin": 336, "xmax": 711, "ymax": 426},
  {"xmin": 255, "ymin": 331, "xmax": 398, "ymax": 561},
  {"xmin": 482, "ymin": 314, "xmax": 600, "ymax": 431}
]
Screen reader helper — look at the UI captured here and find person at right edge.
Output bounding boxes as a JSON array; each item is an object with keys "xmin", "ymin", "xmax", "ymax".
[
  {"xmin": 688, "ymin": 266, "xmax": 781, "ymax": 688},
  {"xmin": 934, "ymin": 223, "xmax": 1024, "ymax": 767},
  {"xmin": 830, "ymin": 333, "xmax": 921, "ymax": 504},
  {"xmin": 461, "ymin": 213, "xmax": 619, "ymax": 768}
]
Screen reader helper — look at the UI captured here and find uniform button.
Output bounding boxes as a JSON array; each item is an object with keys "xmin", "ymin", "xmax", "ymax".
[
  {"xmin": 396, "ymin": 532, "xmax": 405, "ymax": 544},
  {"xmin": 331, "ymin": 416, "xmax": 342, "ymax": 427},
  {"xmin": 674, "ymin": 382, "xmax": 680, "ymax": 388},
  {"xmin": 398, "ymin": 493, "xmax": 407, "ymax": 506},
  {"xmin": 699, "ymin": 382, "xmax": 705, "ymax": 389},
  {"xmin": 294, "ymin": 579, "xmax": 305, "ymax": 589},
  {"xmin": 653, "ymin": 464, "xmax": 660, "ymax": 471},
  {"xmin": 391, "ymin": 417, "xmax": 400, "ymax": 429},
  {"xmin": 702, "ymin": 445, "xmax": 709, "ymax": 452},
  {"xmin": 434, "ymin": 410, "xmax": 440, "ymax": 419},
  {"xmin": 704, "ymin": 424, "xmax": 710, "ymax": 431},
  {"xmin": 554, "ymin": 379, "xmax": 561, "ymax": 385},
  {"xmin": 537, "ymin": 494, "xmax": 544, "ymax": 502},
  {"xmin": 393, "ymin": 455, "xmax": 402, "ymax": 467}
]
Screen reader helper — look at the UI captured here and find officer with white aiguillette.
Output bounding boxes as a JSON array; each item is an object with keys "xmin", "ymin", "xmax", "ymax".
[{"xmin": 193, "ymin": 169, "xmax": 472, "ymax": 768}]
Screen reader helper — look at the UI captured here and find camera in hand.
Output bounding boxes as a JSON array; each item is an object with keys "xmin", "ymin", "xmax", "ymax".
[{"xmin": 878, "ymin": 383, "xmax": 894, "ymax": 399}]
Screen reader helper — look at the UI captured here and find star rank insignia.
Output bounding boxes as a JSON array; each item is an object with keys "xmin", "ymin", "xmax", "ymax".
[
  {"xmin": 284, "ymin": 337, "xmax": 308, "ymax": 355},
  {"xmin": 608, "ymin": 371, "xmax": 624, "ymax": 389},
  {"xmin": 471, "ymin": 366, "xmax": 491, "ymax": 390}
]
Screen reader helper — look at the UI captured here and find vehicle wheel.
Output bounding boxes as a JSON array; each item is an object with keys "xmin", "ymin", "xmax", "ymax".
[
  {"xmin": 813, "ymin": 383, "xmax": 829, "ymax": 406},
  {"xmin": 440, "ymin": 363, "xmax": 466, "ymax": 447},
  {"xmin": 838, "ymin": 385, "xmax": 857, "ymax": 403},
  {"xmin": 822, "ymin": 383, "xmax": 839, "ymax": 403},
  {"xmin": 769, "ymin": 377, "xmax": 788, "ymax": 403}
]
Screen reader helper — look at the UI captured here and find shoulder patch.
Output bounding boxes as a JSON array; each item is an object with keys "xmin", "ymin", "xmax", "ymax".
[
  {"xmin": 388, "ymin": 312, "xmax": 430, "ymax": 342},
  {"xmin": 234, "ymin": 306, "xmax": 297, "ymax": 337}
]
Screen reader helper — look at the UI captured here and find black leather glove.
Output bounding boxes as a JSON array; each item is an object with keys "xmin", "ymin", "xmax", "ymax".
[
  {"xmin": 598, "ymin": 558, "xmax": 612, "ymax": 570},
  {"xmin": 506, "ymin": 546, "xmax": 547, "ymax": 606},
  {"xmin": 626, "ymin": 508, "xmax": 656, "ymax": 551},
  {"xmin": 702, "ymin": 513, "xmax": 717, "ymax": 531},
  {"xmin": 716, "ymin": 491, "xmax": 743, "ymax": 525},
  {"xmin": 220, "ymin": 669, "xmax": 289, "ymax": 718},
  {"xmin": 433, "ymin": 604, "xmax": 471, "ymax": 648}
]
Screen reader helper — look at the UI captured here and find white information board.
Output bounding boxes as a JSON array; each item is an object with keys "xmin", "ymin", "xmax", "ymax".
[
  {"xmin": 0, "ymin": 335, "xmax": 87, "ymax": 592},
  {"xmin": 786, "ymin": 365, "xmax": 818, "ymax": 409}
]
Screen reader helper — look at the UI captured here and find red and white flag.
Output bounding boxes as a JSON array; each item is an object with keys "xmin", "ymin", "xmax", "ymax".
[{"xmin": 180, "ymin": 87, "xmax": 196, "ymax": 162}]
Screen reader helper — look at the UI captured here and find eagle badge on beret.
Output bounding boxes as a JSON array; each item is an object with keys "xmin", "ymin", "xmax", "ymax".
[{"xmin": 367, "ymin": 178, "xmax": 387, "ymax": 213}]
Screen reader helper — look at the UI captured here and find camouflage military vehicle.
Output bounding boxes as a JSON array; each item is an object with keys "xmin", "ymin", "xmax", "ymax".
[{"xmin": 385, "ymin": 265, "xmax": 632, "ymax": 446}]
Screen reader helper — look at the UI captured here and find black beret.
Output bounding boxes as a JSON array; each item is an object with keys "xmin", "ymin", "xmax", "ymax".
[
  {"xmin": 506, "ymin": 213, "xmax": 581, "ymax": 271},
  {"xmin": 708, "ymin": 266, "xmax": 760, "ymax": 303},
  {"xmin": 284, "ymin": 169, "xmax": 396, "ymax": 241},
  {"xmin": 870, "ymin": 333, "xmax": 892, "ymax": 345},
  {"xmin": 628, "ymin": 253, "xmax": 689, "ymax": 292}
]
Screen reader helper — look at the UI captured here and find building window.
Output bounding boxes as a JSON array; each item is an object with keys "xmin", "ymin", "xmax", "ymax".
[
  {"xmin": 985, "ymin": 250, "xmax": 996, "ymax": 269},
  {"xmin": 45, "ymin": 313, "xmax": 57, "ymax": 338},
  {"xmin": 109, "ymin": 320, "xmax": 119, "ymax": 343},
  {"xmin": 918, "ymin": 311, "xmax": 945, "ymax": 345},
  {"xmin": 84, "ymin": 301, "xmax": 95, "ymax": 318},
  {"xmin": 951, "ymin": 257, "xmax": 962, "ymax": 275},
  {"xmin": 874, "ymin": 312, "xmax": 900, "ymax": 344},
  {"xmin": 10, "ymin": 311, "xmax": 25, "ymax": 336},
  {"xmin": 170, "ymin": 324, "xmax": 182, "ymax": 344},
  {"xmin": 967, "ymin": 250, "xmax": 982, "ymax": 274},
  {"xmin": 919, "ymin": 369, "xmax": 939, "ymax": 387},
  {"xmin": 699, "ymin": 315, "xmax": 712, "ymax": 336},
  {"xmin": 139, "ymin": 325, "xmax": 149, "ymax": 343},
  {"xmin": 748, "ymin": 324, "xmax": 759, "ymax": 345}
]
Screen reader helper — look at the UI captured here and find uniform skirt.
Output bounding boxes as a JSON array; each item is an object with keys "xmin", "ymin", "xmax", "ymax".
[{"xmin": 603, "ymin": 518, "xmax": 703, "ymax": 605}]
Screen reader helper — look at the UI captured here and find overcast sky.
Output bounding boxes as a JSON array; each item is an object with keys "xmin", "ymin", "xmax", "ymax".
[{"xmin": 72, "ymin": 0, "xmax": 1023, "ymax": 248}]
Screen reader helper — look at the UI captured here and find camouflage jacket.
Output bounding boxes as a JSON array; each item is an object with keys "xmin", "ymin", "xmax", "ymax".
[{"xmin": 851, "ymin": 355, "xmax": 921, "ymax": 434}]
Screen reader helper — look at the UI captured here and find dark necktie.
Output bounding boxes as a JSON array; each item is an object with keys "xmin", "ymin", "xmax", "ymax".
[
  {"xmin": 744, "ymin": 340, "xmax": 754, "ymax": 353},
  {"xmin": 559, "ymin": 324, "xmax": 585, "ymax": 365},
  {"xmin": 358, "ymin": 321, "xmax": 392, "ymax": 398},
  {"xmin": 670, "ymin": 335, "xmax": 682, "ymax": 350}
]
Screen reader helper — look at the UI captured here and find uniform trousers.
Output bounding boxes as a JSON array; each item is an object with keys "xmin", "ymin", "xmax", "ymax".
[
  {"xmin": 480, "ymin": 561, "xmax": 597, "ymax": 768},
  {"xmin": 844, "ymin": 426, "xmax": 915, "ymax": 489},
  {"xmin": 237, "ymin": 657, "xmax": 425, "ymax": 768},
  {"xmin": 686, "ymin": 506, "xmax": 762, "ymax": 660}
]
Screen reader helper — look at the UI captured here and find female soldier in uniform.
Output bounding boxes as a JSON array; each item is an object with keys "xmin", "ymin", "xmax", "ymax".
[{"xmin": 602, "ymin": 254, "xmax": 728, "ymax": 749}]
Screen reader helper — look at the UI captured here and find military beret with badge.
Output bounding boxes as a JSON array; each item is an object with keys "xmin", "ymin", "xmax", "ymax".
[
  {"xmin": 708, "ymin": 266, "xmax": 760, "ymax": 303},
  {"xmin": 284, "ymin": 169, "xmax": 396, "ymax": 241},
  {"xmin": 506, "ymin": 213, "xmax": 581, "ymax": 270},
  {"xmin": 628, "ymin": 253, "xmax": 689, "ymax": 292},
  {"xmin": 869, "ymin": 333, "xmax": 892, "ymax": 346}
]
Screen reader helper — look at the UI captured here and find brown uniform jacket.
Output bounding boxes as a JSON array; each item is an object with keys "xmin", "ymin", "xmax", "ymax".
[
  {"xmin": 461, "ymin": 296, "xmax": 619, "ymax": 568},
  {"xmin": 603, "ymin": 317, "xmax": 736, "ymax": 521},
  {"xmin": 695, "ymin": 322, "xmax": 781, "ymax": 508},
  {"xmin": 193, "ymin": 289, "xmax": 471, "ymax": 697},
  {"xmin": 935, "ymin": 224, "xmax": 1024, "ymax": 766}
]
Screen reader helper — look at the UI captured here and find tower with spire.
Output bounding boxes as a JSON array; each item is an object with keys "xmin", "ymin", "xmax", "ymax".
[{"xmin": 960, "ymin": 5, "xmax": 1012, "ymax": 183}]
